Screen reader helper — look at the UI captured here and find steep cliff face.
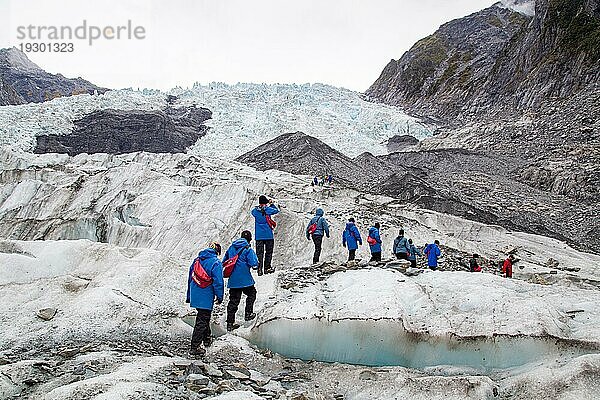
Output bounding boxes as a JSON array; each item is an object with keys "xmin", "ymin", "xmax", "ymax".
[
  {"xmin": 0, "ymin": 47, "xmax": 106, "ymax": 106},
  {"xmin": 367, "ymin": 0, "xmax": 600, "ymax": 123},
  {"xmin": 366, "ymin": 3, "xmax": 531, "ymax": 122}
]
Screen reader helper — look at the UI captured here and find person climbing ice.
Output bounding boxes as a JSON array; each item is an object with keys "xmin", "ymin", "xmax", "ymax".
[
  {"xmin": 223, "ymin": 230, "xmax": 259, "ymax": 332},
  {"xmin": 407, "ymin": 238, "xmax": 422, "ymax": 268},
  {"xmin": 424, "ymin": 240, "xmax": 442, "ymax": 270},
  {"xmin": 342, "ymin": 217, "xmax": 362, "ymax": 261},
  {"xmin": 367, "ymin": 222, "xmax": 382, "ymax": 262},
  {"xmin": 251, "ymin": 195, "xmax": 279, "ymax": 275},
  {"xmin": 186, "ymin": 242, "xmax": 224, "ymax": 357},
  {"xmin": 306, "ymin": 208, "xmax": 330, "ymax": 264},
  {"xmin": 393, "ymin": 229, "xmax": 410, "ymax": 260}
]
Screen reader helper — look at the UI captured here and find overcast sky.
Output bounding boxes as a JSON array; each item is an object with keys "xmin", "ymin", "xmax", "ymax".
[{"xmin": 0, "ymin": 0, "xmax": 496, "ymax": 91}]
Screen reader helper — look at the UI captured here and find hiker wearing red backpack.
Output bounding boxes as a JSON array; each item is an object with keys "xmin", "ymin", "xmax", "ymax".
[
  {"xmin": 223, "ymin": 230, "xmax": 259, "ymax": 332},
  {"xmin": 306, "ymin": 208, "xmax": 330, "ymax": 264},
  {"xmin": 186, "ymin": 242, "xmax": 224, "ymax": 356},
  {"xmin": 251, "ymin": 195, "xmax": 279, "ymax": 275},
  {"xmin": 342, "ymin": 217, "xmax": 362, "ymax": 261},
  {"xmin": 367, "ymin": 223, "xmax": 382, "ymax": 262}
]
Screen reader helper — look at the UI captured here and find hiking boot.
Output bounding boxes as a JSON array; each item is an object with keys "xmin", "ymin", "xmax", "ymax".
[
  {"xmin": 227, "ymin": 323, "xmax": 240, "ymax": 332},
  {"xmin": 203, "ymin": 336, "xmax": 213, "ymax": 348},
  {"xmin": 257, "ymin": 268, "xmax": 263, "ymax": 276},
  {"xmin": 265, "ymin": 267, "xmax": 275, "ymax": 274},
  {"xmin": 245, "ymin": 312, "xmax": 256, "ymax": 321},
  {"xmin": 189, "ymin": 346, "xmax": 206, "ymax": 357}
]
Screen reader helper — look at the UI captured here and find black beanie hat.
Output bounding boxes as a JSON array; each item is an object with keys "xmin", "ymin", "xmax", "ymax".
[
  {"xmin": 259, "ymin": 195, "xmax": 269, "ymax": 205},
  {"xmin": 241, "ymin": 230, "xmax": 252, "ymax": 242}
]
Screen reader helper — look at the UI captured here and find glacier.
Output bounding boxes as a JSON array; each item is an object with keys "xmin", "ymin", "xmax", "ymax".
[
  {"xmin": 0, "ymin": 83, "xmax": 431, "ymax": 158},
  {"xmin": 2, "ymin": 149, "xmax": 600, "ymax": 399}
]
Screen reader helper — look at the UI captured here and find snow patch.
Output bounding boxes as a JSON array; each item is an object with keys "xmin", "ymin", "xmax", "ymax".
[{"xmin": 498, "ymin": 0, "xmax": 535, "ymax": 17}]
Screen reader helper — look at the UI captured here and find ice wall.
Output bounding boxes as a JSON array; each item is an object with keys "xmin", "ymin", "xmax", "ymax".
[{"xmin": 249, "ymin": 318, "xmax": 597, "ymax": 371}]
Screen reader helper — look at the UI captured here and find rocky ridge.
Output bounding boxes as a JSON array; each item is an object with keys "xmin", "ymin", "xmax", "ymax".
[{"xmin": 0, "ymin": 47, "xmax": 106, "ymax": 106}]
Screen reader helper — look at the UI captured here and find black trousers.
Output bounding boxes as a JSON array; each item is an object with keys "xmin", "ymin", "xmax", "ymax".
[
  {"xmin": 348, "ymin": 249, "xmax": 356, "ymax": 261},
  {"xmin": 409, "ymin": 259, "xmax": 417, "ymax": 268},
  {"xmin": 256, "ymin": 239, "xmax": 275, "ymax": 273},
  {"xmin": 227, "ymin": 286, "xmax": 257, "ymax": 323},
  {"xmin": 370, "ymin": 252, "xmax": 382, "ymax": 262},
  {"xmin": 312, "ymin": 235, "xmax": 323, "ymax": 263},
  {"xmin": 395, "ymin": 252, "xmax": 408, "ymax": 260},
  {"xmin": 191, "ymin": 308, "xmax": 212, "ymax": 349}
]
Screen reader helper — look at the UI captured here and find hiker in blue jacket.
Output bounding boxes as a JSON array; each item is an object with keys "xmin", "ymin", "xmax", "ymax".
[
  {"xmin": 223, "ymin": 230, "xmax": 259, "ymax": 332},
  {"xmin": 424, "ymin": 240, "xmax": 442, "ymax": 270},
  {"xmin": 367, "ymin": 223, "xmax": 382, "ymax": 262},
  {"xmin": 393, "ymin": 229, "xmax": 410, "ymax": 260},
  {"xmin": 251, "ymin": 195, "xmax": 279, "ymax": 275},
  {"xmin": 407, "ymin": 238, "xmax": 423, "ymax": 268},
  {"xmin": 186, "ymin": 242, "xmax": 224, "ymax": 356},
  {"xmin": 342, "ymin": 217, "xmax": 362, "ymax": 261},
  {"xmin": 306, "ymin": 208, "xmax": 330, "ymax": 264}
]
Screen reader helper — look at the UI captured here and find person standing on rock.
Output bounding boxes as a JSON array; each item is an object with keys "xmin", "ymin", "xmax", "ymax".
[
  {"xmin": 393, "ymin": 229, "xmax": 410, "ymax": 260},
  {"xmin": 424, "ymin": 240, "xmax": 442, "ymax": 271},
  {"xmin": 186, "ymin": 242, "xmax": 224, "ymax": 356},
  {"xmin": 251, "ymin": 195, "xmax": 279, "ymax": 275},
  {"xmin": 407, "ymin": 238, "xmax": 422, "ymax": 268},
  {"xmin": 223, "ymin": 230, "xmax": 259, "ymax": 332},
  {"xmin": 502, "ymin": 254, "xmax": 516, "ymax": 278},
  {"xmin": 342, "ymin": 217, "xmax": 362, "ymax": 261},
  {"xmin": 470, "ymin": 254, "xmax": 482, "ymax": 272},
  {"xmin": 306, "ymin": 208, "xmax": 330, "ymax": 264},
  {"xmin": 367, "ymin": 223, "xmax": 382, "ymax": 262}
]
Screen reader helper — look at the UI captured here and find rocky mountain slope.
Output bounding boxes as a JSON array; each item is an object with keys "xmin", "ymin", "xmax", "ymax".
[
  {"xmin": 0, "ymin": 47, "xmax": 106, "ymax": 106},
  {"xmin": 366, "ymin": 0, "xmax": 600, "ymax": 124},
  {"xmin": 358, "ymin": 0, "xmax": 600, "ymax": 252},
  {"xmin": 237, "ymin": 132, "xmax": 597, "ymax": 253}
]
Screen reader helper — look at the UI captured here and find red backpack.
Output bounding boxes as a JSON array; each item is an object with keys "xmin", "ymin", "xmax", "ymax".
[
  {"xmin": 367, "ymin": 235, "xmax": 377, "ymax": 246},
  {"xmin": 191, "ymin": 258, "xmax": 212, "ymax": 288},
  {"xmin": 223, "ymin": 246, "xmax": 249, "ymax": 278},
  {"xmin": 308, "ymin": 217, "xmax": 321, "ymax": 235},
  {"xmin": 266, "ymin": 215, "xmax": 277, "ymax": 229}
]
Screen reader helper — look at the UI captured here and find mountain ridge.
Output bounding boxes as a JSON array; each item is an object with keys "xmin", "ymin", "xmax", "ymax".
[{"xmin": 0, "ymin": 47, "xmax": 107, "ymax": 106}]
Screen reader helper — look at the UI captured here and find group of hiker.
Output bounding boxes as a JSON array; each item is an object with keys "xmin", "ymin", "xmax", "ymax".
[
  {"xmin": 309, "ymin": 215, "xmax": 443, "ymax": 270},
  {"xmin": 186, "ymin": 195, "xmax": 280, "ymax": 356},
  {"xmin": 186, "ymin": 196, "xmax": 518, "ymax": 356},
  {"xmin": 311, "ymin": 174, "xmax": 333, "ymax": 187}
]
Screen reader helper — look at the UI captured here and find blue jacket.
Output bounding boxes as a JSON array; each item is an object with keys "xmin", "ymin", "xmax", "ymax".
[
  {"xmin": 306, "ymin": 208, "xmax": 330, "ymax": 238},
  {"xmin": 367, "ymin": 227, "xmax": 382, "ymax": 253},
  {"xmin": 186, "ymin": 248, "xmax": 224, "ymax": 310},
  {"xmin": 424, "ymin": 243, "xmax": 442, "ymax": 267},
  {"xmin": 342, "ymin": 222, "xmax": 362, "ymax": 250},
  {"xmin": 223, "ymin": 238, "xmax": 259, "ymax": 289},
  {"xmin": 251, "ymin": 204, "xmax": 280, "ymax": 240},
  {"xmin": 394, "ymin": 236, "xmax": 410, "ymax": 255},
  {"xmin": 407, "ymin": 244, "xmax": 423, "ymax": 261}
]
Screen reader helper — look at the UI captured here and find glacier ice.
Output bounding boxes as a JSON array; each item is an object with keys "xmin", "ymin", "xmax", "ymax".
[
  {"xmin": 0, "ymin": 82, "xmax": 431, "ymax": 158},
  {"xmin": 249, "ymin": 318, "xmax": 597, "ymax": 370}
]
